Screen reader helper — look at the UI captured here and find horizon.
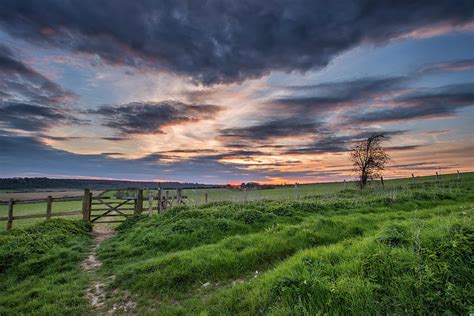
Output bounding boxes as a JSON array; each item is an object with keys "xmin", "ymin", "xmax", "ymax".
[{"xmin": 1, "ymin": 1, "xmax": 473, "ymax": 184}]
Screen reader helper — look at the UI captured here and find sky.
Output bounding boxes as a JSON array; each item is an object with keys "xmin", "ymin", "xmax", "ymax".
[{"xmin": 0, "ymin": 0, "xmax": 473, "ymax": 184}]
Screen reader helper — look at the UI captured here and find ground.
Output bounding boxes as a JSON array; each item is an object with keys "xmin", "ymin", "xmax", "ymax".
[{"xmin": 0, "ymin": 173, "xmax": 472, "ymax": 315}]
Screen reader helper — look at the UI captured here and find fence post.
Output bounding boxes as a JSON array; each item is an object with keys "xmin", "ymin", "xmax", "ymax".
[
  {"xmin": 82, "ymin": 188, "xmax": 91, "ymax": 221},
  {"xmin": 204, "ymin": 192, "xmax": 208, "ymax": 204},
  {"xmin": 134, "ymin": 189, "xmax": 143, "ymax": 215},
  {"xmin": 380, "ymin": 176, "xmax": 384, "ymax": 188},
  {"xmin": 157, "ymin": 188, "xmax": 163, "ymax": 213},
  {"xmin": 457, "ymin": 170, "xmax": 460, "ymax": 181},
  {"xmin": 165, "ymin": 190, "xmax": 170, "ymax": 209},
  {"xmin": 436, "ymin": 172, "xmax": 440, "ymax": 184},
  {"xmin": 7, "ymin": 199, "xmax": 14, "ymax": 231},
  {"xmin": 294, "ymin": 183, "xmax": 300, "ymax": 199},
  {"xmin": 46, "ymin": 196, "xmax": 53, "ymax": 219},
  {"xmin": 176, "ymin": 188, "xmax": 182, "ymax": 205},
  {"xmin": 148, "ymin": 191, "xmax": 153, "ymax": 216}
]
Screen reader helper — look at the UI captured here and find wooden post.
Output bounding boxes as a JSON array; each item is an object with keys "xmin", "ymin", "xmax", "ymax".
[
  {"xmin": 380, "ymin": 176, "xmax": 384, "ymax": 188},
  {"xmin": 176, "ymin": 188, "xmax": 182, "ymax": 205},
  {"xmin": 204, "ymin": 192, "xmax": 208, "ymax": 204},
  {"xmin": 46, "ymin": 196, "xmax": 53, "ymax": 219},
  {"xmin": 82, "ymin": 188, "xmax": 91, "ymax": 221},
  {"xmin": 147, "ymin": 191, "xmax": 153, "ymax": 216},
  {"xmin": 412, "ymin": 173, "xmax": 415, "ymax": 180},
  {"xmin": 457, "ymin": 170, "xmax": 460, "ymax": 181},
  {"xmin": 165, "ymin": 190, "xmax": 170, "ymax": 209},
  {"xmin": 134, "ymin": 189, "xmax": 143, "ymax": 215},
  {"xmin": 7, "ymin": 199, "xmax": 14, "ymax": 231},
  {"xmin": 436, "ymin": 172, "xmax": 440, "ymax": 183},
  {"xmin": 157, "ymin": 188, "xmax": 163, "ymax": 213}
]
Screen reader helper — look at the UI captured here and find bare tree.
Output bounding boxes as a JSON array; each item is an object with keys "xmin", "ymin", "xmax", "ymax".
[{"xmin": 350, "ymin": 134, "xmax": 390, "ymax": 188}]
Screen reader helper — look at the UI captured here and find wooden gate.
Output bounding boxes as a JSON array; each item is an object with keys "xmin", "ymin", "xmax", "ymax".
[
  {"xmin": 81, "ymin": 188, "xmax": 189, "ymax": 225},
  {"xmin": 82, "ymin": 188, "xmax": 143, "ymax": 224}
]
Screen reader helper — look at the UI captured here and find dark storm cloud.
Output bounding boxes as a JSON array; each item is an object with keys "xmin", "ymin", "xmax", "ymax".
[
  {"xmin": 271, "ymin": 77, "xmax": 407, "ymax": 113},
  {"xmin": 0, "ymin": 132, "xmax": 259, "ymax": 182},
  {"xmin": 385, "ymin": 145, "xmax": 425, "ymax": 151},
  {"xmin": 282, "ymin": 130, "xmax": 405, "ymax": 155},
  {"xmin": 0, "ymin": 45, "xmax": 80, "ymax": 132},
  {"xmin": 90, "ymin": 101, "xmax": 222, "ymax": 135},
  {"xmin": 348, "ymin": 83, "xmax": 474, "ymax": 124},
  {"xmin": 0, "ymin": 1, "xmax": 471, "ymax": 85},
  {"xmin": 0, "ymin": 102, "xmax": 82, "ymax": 132},
  {"xmin": 0, "ymin": 44, "xmax": 76, "ymax": 105},
  {"xmin": 418, "ymin": 59, "xmax": 474, "ymax": 74},
  {"xmin": 220, "ymin": 117, "xmax": 320, "ymax": 141}
]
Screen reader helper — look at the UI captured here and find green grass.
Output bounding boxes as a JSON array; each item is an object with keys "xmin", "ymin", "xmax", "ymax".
[
  {"xmin": 0, "ymin": 219, "xmax": 92, "ymax": 315},
  {"xmin": 1, "ymin": 172, "xmax": 471, "ymax": 231},
  {"xmin": 0, "ymin": 173, "xmax": 472, "ymax": 314},
  {"xmin": 94, "ymin": 174, "xmax": 473, "ymax": 314}
]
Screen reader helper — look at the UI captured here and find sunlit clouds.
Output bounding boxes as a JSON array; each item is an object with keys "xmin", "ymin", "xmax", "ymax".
[{"xmin": 0, "ymin": 1, "xmax": 473, "ymax": 183}]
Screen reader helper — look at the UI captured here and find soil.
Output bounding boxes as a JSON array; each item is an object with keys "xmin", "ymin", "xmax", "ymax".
[{"xmin": 81, "ymin": 226, "xmax": 116, "ymax": 312}]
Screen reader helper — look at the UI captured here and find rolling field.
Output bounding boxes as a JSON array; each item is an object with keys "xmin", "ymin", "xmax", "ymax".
[
  {"xmin": 0, "ymin": 173, "xmax": 472, "ymax": 314},
  {"xmin": 1, "ymin": 173, "xmax": 468, "ymax": 231}
]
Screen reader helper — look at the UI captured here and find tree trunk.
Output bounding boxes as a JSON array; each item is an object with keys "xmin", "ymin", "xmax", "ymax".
[{"xmin": 360, "ymin": 173, "xmax": 368, "ymax": 188}]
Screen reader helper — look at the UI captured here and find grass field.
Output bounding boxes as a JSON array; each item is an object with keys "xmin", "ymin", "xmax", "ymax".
[
  {"xmin": 0, "ymin": 173, "xmax": 468, "ymax": 231},
  {"xmin": 0, "ymin": 173, "xmax": 472, "ymax": 314}
]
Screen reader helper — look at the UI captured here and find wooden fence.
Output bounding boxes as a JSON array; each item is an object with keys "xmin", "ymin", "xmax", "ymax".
[{"xmin": 0, "ymin": 187, "xmax": 190, "ymax": 230}]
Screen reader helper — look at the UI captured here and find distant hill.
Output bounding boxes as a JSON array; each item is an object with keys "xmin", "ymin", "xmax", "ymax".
[{"xmin": 0, "ymin": 177, "xmax": 221, "ymax": 191}]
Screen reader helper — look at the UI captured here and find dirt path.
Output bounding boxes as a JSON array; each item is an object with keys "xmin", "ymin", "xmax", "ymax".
[{"xmin": 81, "ymin": 226, "xmax": 116, "ymax": 312}]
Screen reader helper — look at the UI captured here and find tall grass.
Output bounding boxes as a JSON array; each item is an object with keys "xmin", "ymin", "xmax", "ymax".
[
  {"xmin": 0, "ymin": 173, "xmax": 472, "ymax": 314},
  {"xmin": 0, "ymin": 220, "xmax": 92, "ymax": 315},
  {"xmin": 95, "ymin": 175, "xmax": 473, "ymax": 314}
]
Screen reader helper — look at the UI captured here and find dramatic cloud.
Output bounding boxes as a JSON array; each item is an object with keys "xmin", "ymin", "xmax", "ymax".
[
  {"xmin": 0, "ymin": 45, "xmax": 75, "ymax": 105},
  {"xmin": 418, "ymin": 59, "xmax": 474, "ymax": 74},
  {"xmin": 220, "ymin": 117, "xmax": 320, "ymax": 141},
  {"xmin": 281, "ymin": 130, "xmax": 405, "ymax": 155},
  {"xmin": 90, "ymin": 101, "xmax": 222, "ymax": 135},
  {"xmin": 271, "ymin": 77, "xmax": 407, "ymax": 113},
  {"xmin": 0, "ymin": 45, "xmax": 80, "ymax": 132},
  {"xmin": 0, "ymin": 1, "xmax": 472, "ymax": 84},
  {"xmin": 0, "ymin": 102, "xmax": 82, "ymax": 132},
  {"xmin": 348, "ymin": 83, "xmax": 474, "ymax": 124},
  {"xmin": 0, "ymin": 131, "xmax": 259, "ymax": 182}
]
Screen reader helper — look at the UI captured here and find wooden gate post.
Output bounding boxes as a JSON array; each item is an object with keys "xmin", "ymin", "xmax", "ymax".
[
  {"xmin": 165, "ymin": 190, "xmax": 170, "ymax": 209},
  {"xmin": 134, "ymin": 189, "xmax": 144, "ymax": 215},
  {"xmin": 157, "ymin": 188, "xmax": 163, "ymax": 213},
  {"xmin": 46, "ymin": 196, "xmax": 53, "ymax": 219},
  {"xmin": 204, "ymin": 192, "xmax": 208, "ymax": 204},
  {"xmin": 7, "ymin": 198, "xmax": 14, "ymax": 231},
  {"xmin": 82, "ymin": 188, "xmax": 91, "ymax": 221},
  {"xmin": 380, "ymin": 176, "xmax": 384, "ymax": 188},
  {"xmin": 147, "ymin": 191, "xmax": 153, "ymax": 216},
  {"xmin": 177, "ymin": 188, "xmax": 182, "ymax": 205}
]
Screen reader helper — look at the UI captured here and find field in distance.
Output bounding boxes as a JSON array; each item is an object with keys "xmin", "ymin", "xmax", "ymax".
[{"xmin": 0, "ymin": 173, "xmax": 471, "ymax": 231}]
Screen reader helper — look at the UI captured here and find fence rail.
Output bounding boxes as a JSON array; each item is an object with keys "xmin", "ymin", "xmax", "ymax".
[
  {"xmin": 0, "ymin": 187, "xmax": 191, "ymax": 230},
  {"xmin": 1, "ymin": 172, "xmax": 462, "ymax": 231}
]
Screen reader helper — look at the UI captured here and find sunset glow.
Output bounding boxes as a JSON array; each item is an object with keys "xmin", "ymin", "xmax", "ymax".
[{"xmin": 0, "ymin": 1, "xmax": 473, "ymax": 184}]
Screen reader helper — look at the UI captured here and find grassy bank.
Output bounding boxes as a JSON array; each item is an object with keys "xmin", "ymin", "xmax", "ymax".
[
  {"xmin": 0, "ymin": 220, "xmax": 92, "ymax": 315},
  {"xmin": 95, "ymin": 175, "xmax": 473, "ymax": 314},
  {"xmin": 0, "ymin": 174, "xmax": 472, "ymax": 314}
]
